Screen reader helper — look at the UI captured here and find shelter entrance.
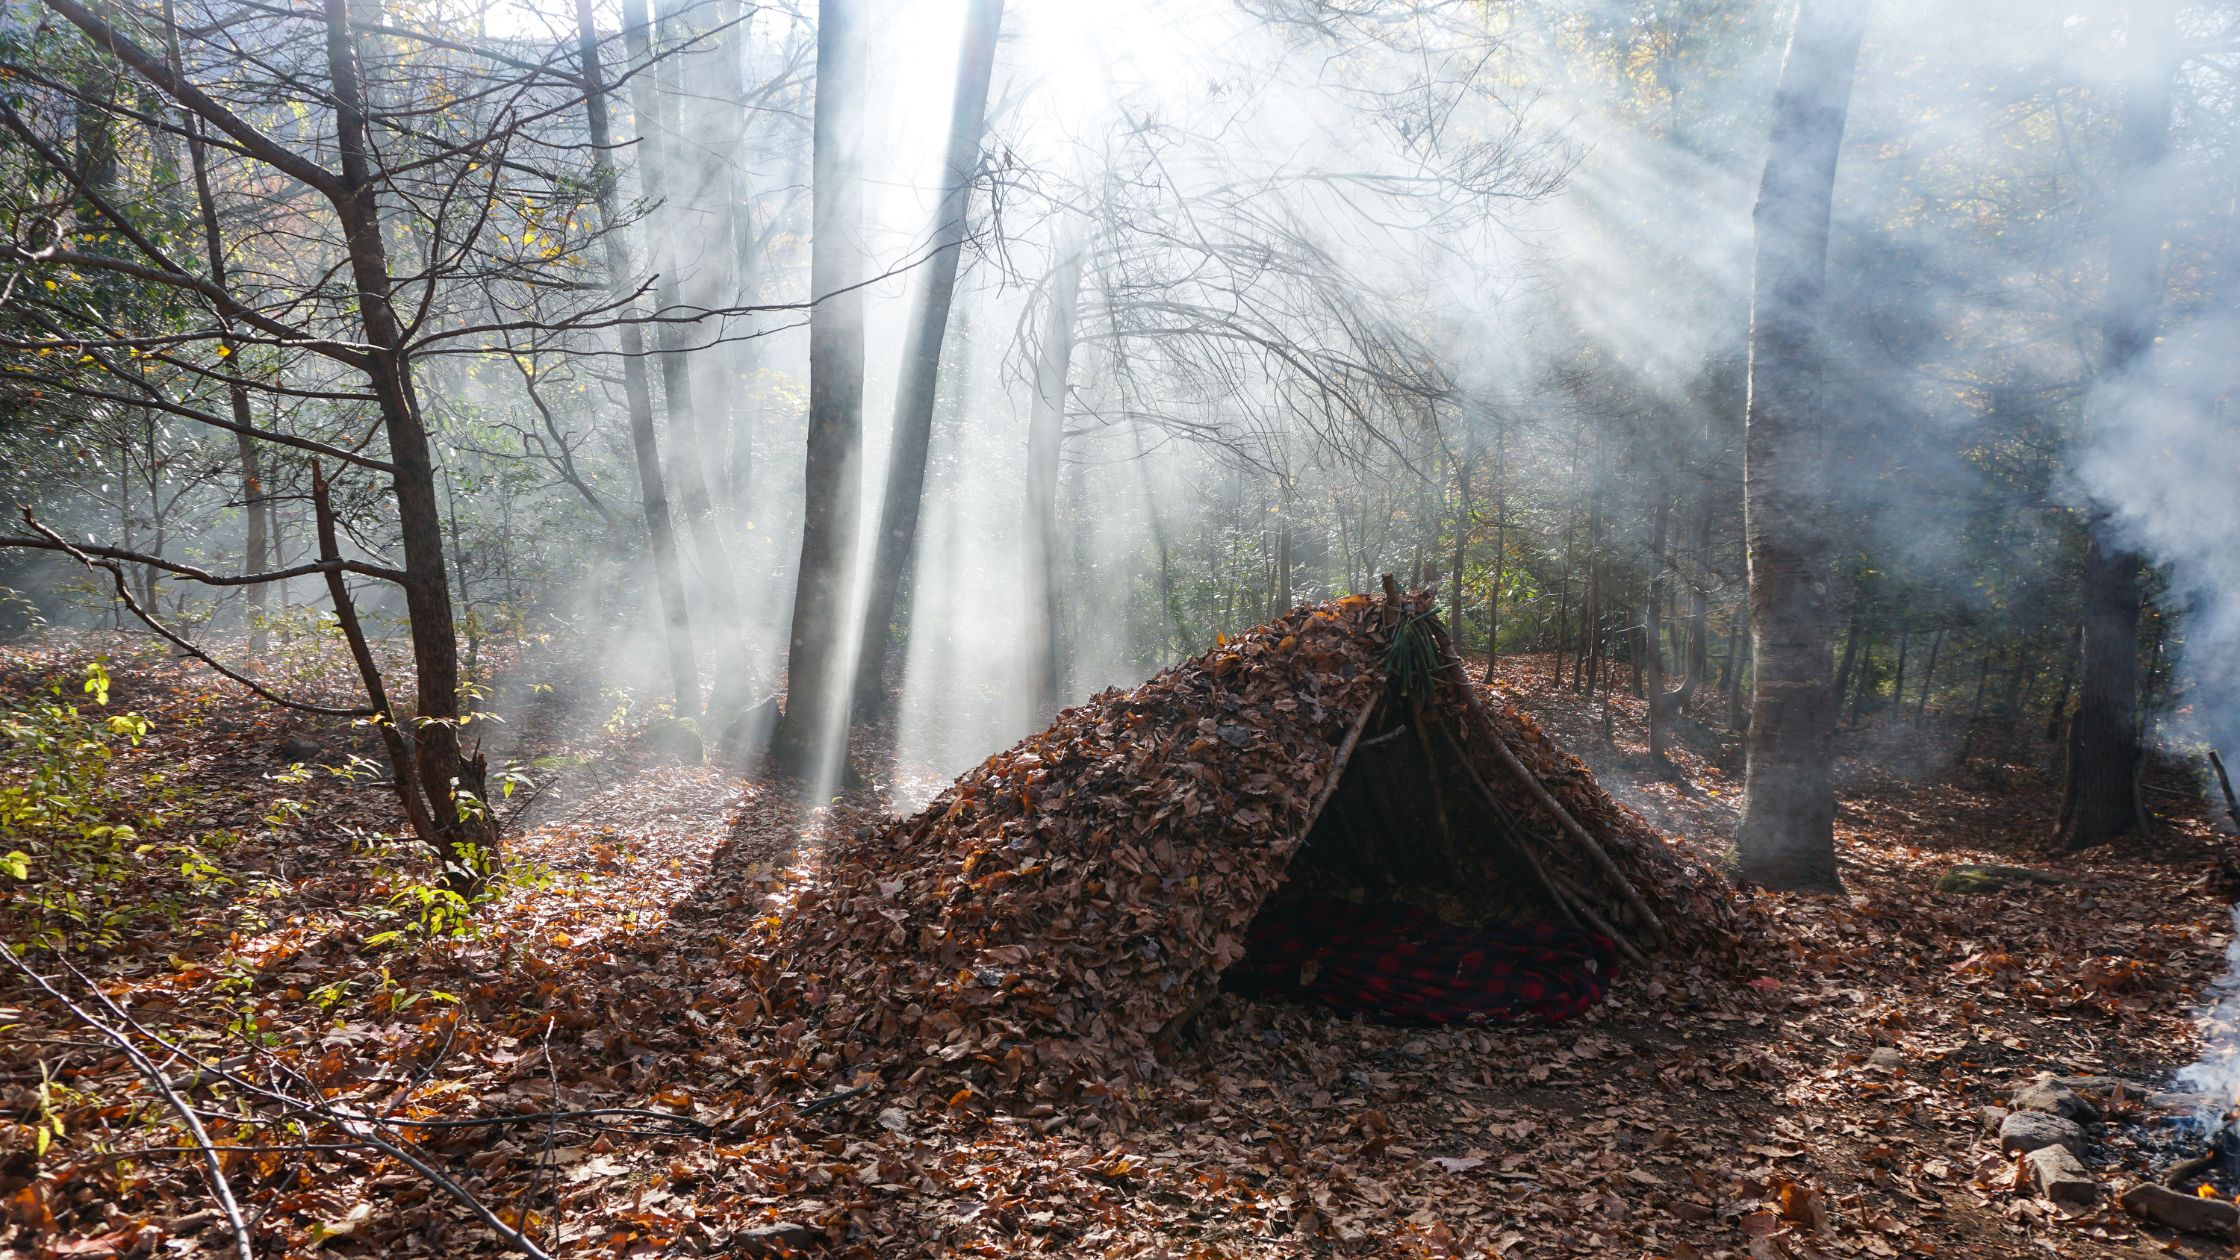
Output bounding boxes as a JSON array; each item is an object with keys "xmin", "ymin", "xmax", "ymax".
[{"xmin": 1223, "ymin": 704, "xmax": 1623, "ymax": 1025}]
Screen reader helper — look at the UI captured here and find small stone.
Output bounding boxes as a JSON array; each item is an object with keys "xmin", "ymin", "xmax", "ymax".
[
  {"xmin": 2049, "ymin": 1074, "xmax": 2130, "ymax": 1095},
  {"xmin": 1998, "ymin": 1110, "xmax": 2088, "ymax": 1157},
  {"xmin": 1867, "ymin": 1047, "xmax": 1904, "ymax": 1069},
  {"xmin": 2012, "ymin": 1079, "xmax": 2100, "ymax": 1123},
  {"xmin": 2120, "ymin": 1182, "xmax": 2240, "ymax": 1239},
  {"xmin": 1979, "ymin": 1105, "xmax": 2011, "ymax": 1135},
  {"xmin": 2148, "ymin": 1091, "xmax": 2220, "ymax": 1115},
  {"xmin": 2023, "ymin": 1146, "xmax": 2100, "ymax": 1206}
]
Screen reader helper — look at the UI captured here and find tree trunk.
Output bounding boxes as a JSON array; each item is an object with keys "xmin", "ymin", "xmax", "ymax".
[
  {"xmin": 1449, "ymin": 432, "xmax": 1470, "ymax": 642},
  {"xmin": 2056, "ymin": 534, "xmax": 2150, "ymax": 847},
  {"xmin": 1024, "ymin": 238, "xmax": 1085, "ymax": 720},
  {"xmin": 1888, "ymin": 625, "xmax": 1910, "ymax": 725},
  {"xmin": 1913, "ymin": 626, "xmax": 1944, "ymax": 722},
  {"xmin": 1736, "ymin": 0, "xmax": 1865, "ymax": 894},
  {"xmin": 172, "ymin": 61, "xmax": 270, "ymax": 654},
  {"xmin": 1725, "ymin": 598, "xmax": 1749, "ymax": 732},
  {"xmin": 623, "ymin": 0, "xmax": 742, "ymax": 680},
  {"xmin": 1645, "ymin": 490, "xmax": 1671, "ymax": 766},
  {"xmin": 773, "ymin": 0, "xmax": 869, "ymax": 779},
  {"xmin": 1958, "ymin": 640, "xmax": 1997, "ymax": 766},
  {"xmin": 324, "ymin": 0, "xmax": 495, "ymax": 889},
  {"xmin": 2054, "ymin": 0, "xmax": 2174, "ymax": 849},
  {"xmin": 577, "ymin": 0, "xmax": 700, "ymax": 719},
  {"xmin": 1485, "ymin": 417, "xmax": 1507, "ymax": 677},
  {"xmin": 1831, "ymin": 604, "xmax": 1864, "ymax": 717},
  {"xmin": 851, "ymin": 0, "xmax": 1004, "ymax": 718}
]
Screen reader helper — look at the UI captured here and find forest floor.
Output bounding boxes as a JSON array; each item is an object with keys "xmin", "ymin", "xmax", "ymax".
[{"xmin": 3, "ymin": 632, "xmax": 2238, "ymax": 1259}]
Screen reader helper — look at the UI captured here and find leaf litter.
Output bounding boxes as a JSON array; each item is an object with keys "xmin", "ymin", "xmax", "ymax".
[{"xmin": 1, "ymin": 613, "xmax": 2235, "ymax": 1258}]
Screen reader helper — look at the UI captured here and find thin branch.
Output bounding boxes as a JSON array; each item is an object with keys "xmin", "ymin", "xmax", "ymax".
[
  {"xmin": 0, "ymin": 946, "xmax": 254, "ymax": 1260},
  {"xmin": 16, "ymin": 509, "xmax": 373, "ymax": 717}
]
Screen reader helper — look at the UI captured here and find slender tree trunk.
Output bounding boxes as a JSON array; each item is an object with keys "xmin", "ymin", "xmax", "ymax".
[
  {"xmin": 1736, "ymin": 0, "xmax": 1866, "ymax": 893},
  {"xmin": 1958, "ymin": 640, "xmax": 1997, "ymax": 766},
  {"xmin": 2055, "ymin": 0, "xmax": 2174, "ymax": 849},
  {"xmin": 1449, "ymin": 433, "xmax": 1471, "ymax": 641},
  {"xmin": 1484, "ymin": 417, "xmax": 1506, "ymax": 676},
  {"xmin": 623, "ymin": 0, "xmax": 743, "ymax": 677},
  {"xmin": 1024, "ymin": 239, "xmax": 1085, "ymax": 720},
  {"xmin": 1725, "ymin": 598, "xmax": 1749, "ymax": 732},
  {"xmin": 323, "ymin": 0, "xmax": 494, "ymax": 888},
  {"xmin": 1848, "ymin": 631, "xmax": 1875, "ymax": 725},
  {"xmin": 169, "ymin": 39, "xmax": 270, "ymax": 654},
  {"xmin": 1832, "ymin": 604, "xmax": 1864, "ymax": 717},
  {"xmin": 2043, "ymin": 626, "xmax": 2079, "ymax": 741},
  {"xmin": 773, "ymin": 0, "xmax": 869, "ymax": 779},
  {"xmin": 1888, "ymin": 624, "xmax": 1910, "ymax": 724},
  {"xmin": 852, "ymin": 0, "xmax": 1004, "ymax": 718},
  {"xmin": 1645, "ymin": 490, "xmax": 1671, "ymax": 765},
  {"xmin": 577, "ymin": 0, "xmax": 700, "ymax": 719},
  {"xmin": 1582, "ymin": 472, "xmax": 1604, "ymax": 696},
  {"xmin": 1678, "ymin": 481, "xmax": 1714, "ymax": 704},
  {"xmin": 1914, "ymin": 626, "xmax": 1944, "ymax": 722},
  {"xmin": 1274, "ymin": 489, "xmax": 1294, "ymax": 616}
]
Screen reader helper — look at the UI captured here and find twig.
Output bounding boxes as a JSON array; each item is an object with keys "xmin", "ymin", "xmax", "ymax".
[
  {"xmin": 1299, "ymin": 694, "xmax": 1381, "ymax": 840},
  {"xmin": 2, "ymin": 947, "xmax": 255, "ymax": 1260},
  {"xmin": 796, "ymin": 1085, "xmax": 869, "ymax": 1118},
  {"xmin": 44, "ymin": 958, "xmax": 553, "ymax": 1260},
  {"xmin": 1357, "ymin": 723, "xmax": 1410, "ymax": 749},
  {"xmin": 16, "ymin": 507, "xmax": 370, "ymax": 717},
  {"xmin": 2212, "ymin": 751, "xmax": 2240, "ymax": 833}
]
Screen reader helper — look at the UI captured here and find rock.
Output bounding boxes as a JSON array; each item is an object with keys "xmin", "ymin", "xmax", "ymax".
[
  {"xmin": 635, "ymin": 716, "xmax": 705, "ymax": 765},
  {"xmin": 1935, "ymin": 863, "xmax": 2065, "ymax": 895},
  {"xmin": 2023, "ymin": 1146, "xmax": 2100, "ymax": 1206},
  {"xmin": 2148, "ymin": 1091, "xmax": 2220, "ymax": 1115},
  {"xmin": 2049, "ymin": 1074, "xmax": 2130, "ymax": 1095},
  {"xmin": 1979, "ymin": 1105, "xmax": 2011, "ymax": 1134},
  {"xmin": 716, "ymin": 695, "xmax": 781, "ymax": 767},
  {"xmin": 276, "ymin": 735, "xmax": 323, "ymax": 762},
  {"xmin": 2011, "ymin": 1078, "xmax": 2100, "ymax": 1123},
  {"xmin": 2119, "ymin": 1182, "xmax": 2240, "ymax": 1239},
  {"xmin": 1998, "ymin": 1110, "xmax": 2088, "ymax": 1157},
  {"xmin": 1867, "ymin": 1047, "xmax": 1904, "ymax": 1069}
]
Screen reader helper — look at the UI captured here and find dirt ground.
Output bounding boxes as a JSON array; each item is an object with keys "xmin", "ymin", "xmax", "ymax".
[{"xmin": 3, "ymin": 634, "xmax": 2235, "ymax": 1258}]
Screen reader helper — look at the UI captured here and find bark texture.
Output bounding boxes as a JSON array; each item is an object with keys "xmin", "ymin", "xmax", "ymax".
[
  {"xmin": 1736, "ymin": 0, "xmax": 1866, "ymax": 894},
  {"xmin": 773, "ymin": 0, "xmax": 868, "ymax": 778}
]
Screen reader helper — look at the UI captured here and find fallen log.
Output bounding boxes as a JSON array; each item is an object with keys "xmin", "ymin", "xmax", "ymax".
[{"xmin": 2121, "ymin": 1182, "xmax": 2240, "ymax": 1239}]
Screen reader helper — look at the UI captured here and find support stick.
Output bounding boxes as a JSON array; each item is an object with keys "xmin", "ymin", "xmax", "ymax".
[
  {"xmin": 1426, "ymin": 619, "xmax": 1670, "ymax": 945},
  {"xmin": 2212, "ymin": 750, "xmax": 2240, "ymax": 833}
]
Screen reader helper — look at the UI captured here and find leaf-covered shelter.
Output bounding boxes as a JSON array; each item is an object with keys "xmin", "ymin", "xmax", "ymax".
[{"xmin": 770, "ymin": 588, "xmax": 1741, "ymax": 1104}]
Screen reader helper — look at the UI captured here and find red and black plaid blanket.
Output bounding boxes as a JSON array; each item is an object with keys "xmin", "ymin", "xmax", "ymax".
[{"xmin": 1225, "ymin": 897, "xmax": 1619, "ymax": 1025}]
